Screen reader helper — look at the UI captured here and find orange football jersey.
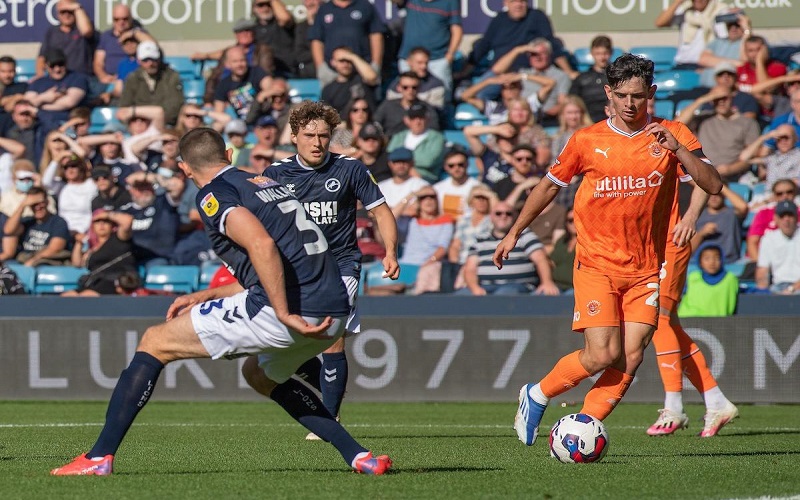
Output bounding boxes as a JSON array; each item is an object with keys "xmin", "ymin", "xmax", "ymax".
[{"xmin": 548, "ymin": 116, "xmax": 702, "ymax": 277}]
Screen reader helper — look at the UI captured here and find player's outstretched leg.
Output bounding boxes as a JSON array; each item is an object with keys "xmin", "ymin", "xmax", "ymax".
[
  {"xmin": 515, "ymin": 351, "xmax": 592, "ymax": 446},
  {"xmin": 51, "ymin": 351, "xmax": 165, "ymax": 476},
  {"xmin": 305, "ymin": 339, "xmax": 348, "ymax": 441},
  {"xmin": 648, "ymin": 313, "xmax": 689, "ymax": 436},
  {"xmin": 269, "ymin": 378, "xmax": 391, "ymax": 474},
  {"xmin": 674, "ymin": 326, "xmax": 738, "ymax": 437}
]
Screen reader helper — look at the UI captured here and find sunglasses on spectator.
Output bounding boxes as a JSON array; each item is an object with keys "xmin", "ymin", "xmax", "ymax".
[
  {"xmin": 513, "ymin": 155, "xmax": 534, "ymax": 162},
  {"xmin": 32, "ymin": 202, "xmax": 48, "ymax": 209},
  {"xmin": 566, "ymin": 218, "xmax": 575, "ymax": 223},
  {"xmin": 272, "ymin": 92, "xmax": 288, "ymax": 99},
  {"xmin": 528, "ymin": 51, "xmax": 546, "ymax": 57},
  {"xmin": 774, "ymin": 189, "xmax": 796, "ymax": 196},
  {"xmin": 418, "ymin": 194, "xmax": 436, "ymax": 200},
  {"xmin": 776, "ymin": 135, "xmax": 792, "ymax": 141},
  {"xmin": 58, "ymin": 10, "xmax": 74, "ymax": 15},
  {"xmin": 251, "ymin": 155, "xmax": 271, "ymax": 161},
  {"xmin": 255, "ymin": 2, "xmax": 271, "ymax": 7},
  {"xmin": 446, "ymin": 162, "xmax": 466, "ymax": 168},
  {"xmin": 400, "ymin": 85, "xmax": 418, "ymax": 90},
  {"xmin": 494, "ymin": 211, "xmax": 514, "ymax": 216},
  {"xmin": 141, "ymin": 58, "xmax": 158, "ymax": 63},
  {"xmin": 48, "ymin": 62, "xmax": 65, "ymax": 69},
  {"xmin": 351, "ymin": 107, "xmax": 369, "ymax": 112},
  {"xmin": 473, "ymin": 195, "xmax": 489, "ymax": 201},
  {"xmin": 113, "ymin": 17, "xmax": 131, "ymax": 21}
]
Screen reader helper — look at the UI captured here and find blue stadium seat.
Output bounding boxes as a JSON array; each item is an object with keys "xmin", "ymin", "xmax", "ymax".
[
  {"xmin": 742, "ymin": 210, "xmax": 756, "ymax": 230},
  {"xmin": 653, "ymin": 71, "xmax": 701, "ymax": 99},
  {"xmin": 727, "ymin": 182, "xmax": 751, "ymax": 204},
  {"xmin": 542, "ymin": 126, "xmax": 559, "ymax": 137},
  {"xmin": 363, "ymin": 262, "xmax": 420, "ymax": 291},
  {"xmin": 182, "ymin": 79, "xmax": 206, "ymax": 104},
  {"xmin": 467, "ymin": 157, "xmax": 480, "ymax": 179},
  {"xmin": 199, "ymin": 261, "xmax": 220, "ymax": 290},
  {"xmin": 751, "ymin": 183, "xmax": 767, "ymax": 198},
  {"xmin": 145, "ymin": 265, "xmax": 200, "ymax": 294},
  {"xmin": 674, "ymin": 99, "xmax": 695, "ymax": 118},
  {"xmin": 454, "ymin": 103, "xmax": 487, "ymax": 129},
  {"xmin": 726, "ymin": 261, "xmax": 746, "ymax": 278},
  {"xmin": 5, "ymin": 262, "xmax": 35, "ymax": 294},
  {"xmin": 15, "ymin": 59, "xmax": 37, "ymax": 83},
  {"xmin": 288, "ymin": 79, "xmax": 321, "ymax": 103},
  {"xmin": 443, "ymin": 129, "xmax": 468, "ymax": 149},
  {"xmin": 34, "ymin": 266, "xmax": 86, "ymax": 294},
  {"xmin": 89, "ymin": 106, "xmax": 121, "ymax": 134},
  {"xmin": 572, "ymin": 47, "xmax": 624, "ymax": 72},
  {"xmin": 654, "ymin": 99, "xmax": 675, "ymax": 119},
  {"xmin": 629, "ymin": 46, "xmax": 677, "ymax": 73},
  {"xmin": 165, "ymin": 56, "xmax": 199, "ymax": 80}
]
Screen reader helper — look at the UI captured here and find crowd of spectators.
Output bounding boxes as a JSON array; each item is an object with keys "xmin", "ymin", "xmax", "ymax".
[{"xmin": 0, "ymin": 0, "xmax": 799, "ymax": 305}]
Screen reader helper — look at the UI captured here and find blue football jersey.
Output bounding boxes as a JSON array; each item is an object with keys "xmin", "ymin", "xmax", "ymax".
[
  {"xmin": 264, "ymin": 153, "xmax": 386, "ymax": 277},
  {"xmin": 196, "ymin": 166, "xmax": 349, "ymax": 318}
]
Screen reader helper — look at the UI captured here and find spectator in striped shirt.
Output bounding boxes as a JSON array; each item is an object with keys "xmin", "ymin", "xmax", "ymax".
[{"xmin": 457, "ymin": 201, "xmax": 558, "ymax": 295}]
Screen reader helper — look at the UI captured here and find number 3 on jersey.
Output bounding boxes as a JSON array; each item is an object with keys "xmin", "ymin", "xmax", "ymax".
[{"xmin": 278, "ymin": 199, "xmax": 328, "ymax": 255}]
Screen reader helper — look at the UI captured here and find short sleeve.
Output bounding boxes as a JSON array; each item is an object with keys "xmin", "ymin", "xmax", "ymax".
[
  {"xmin": 197, "ymin": 181, "xmax": 240, "ymax": 235},
  {"xmin": 548, "ymin": 133, "xmax": 584, "ymax": 186}
]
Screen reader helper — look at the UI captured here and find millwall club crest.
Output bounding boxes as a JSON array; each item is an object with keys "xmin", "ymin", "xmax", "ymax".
[
  {"xmin": 648, "ymin": 141, "xmax": 665, "ymax": 158},
  {"xmin": 325, "ymin": 178, "xmax": 342, "ymax": 193},
  {"xmin": 247, "ymin": 176, "xmax": 277, "ymax": 188},
  {"xmin": 201, "ymin": 192, "xmax": 219, "ymax": 216}
]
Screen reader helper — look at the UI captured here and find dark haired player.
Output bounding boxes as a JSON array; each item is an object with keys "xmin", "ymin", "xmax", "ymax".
[
  {"xmin": 494, "ymin": 54, "xmax": 722, "ymax": 447},
  {"xmin": 51, "ymin": 127, "xmax": 391, "ymax": 475}
]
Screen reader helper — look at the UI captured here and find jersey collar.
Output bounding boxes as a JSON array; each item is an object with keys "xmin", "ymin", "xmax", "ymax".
[
  {"xmin": 295, "ymin": 152, "xmax": 332, "ymax": 170},
  {"xmin": 606, "ymin": 114, "xmax": 652, "ymax": 137}
]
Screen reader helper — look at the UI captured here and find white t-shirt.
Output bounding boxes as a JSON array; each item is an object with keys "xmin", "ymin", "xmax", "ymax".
[
  {"xmin": 757, "ymin": 228, "xmax": 800, "ymax": 284},
  {"xmin": 433, "ymin": 177, "xmax": 481, "ymax": 219},
  {"xmin": 58, "ymin": 178, "xmax": 99, "ymax": 233},
  {"xmin": 0, "ymin": 153, "xmax": 14, "ymax": 195},
  {"xmin": 378, "ymin": 177, "xmax": 430, "ymax": 208}
]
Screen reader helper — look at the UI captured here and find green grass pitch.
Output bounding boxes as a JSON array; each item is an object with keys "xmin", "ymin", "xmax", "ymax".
[{"xmin": 1, "ymin": 401, "xmax": 797, "ymax": 499}]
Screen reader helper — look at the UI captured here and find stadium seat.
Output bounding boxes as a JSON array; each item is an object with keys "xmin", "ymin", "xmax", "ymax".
[
  {"xmin": 727, "ymin": 182, "xmax": 751, "ymax": 204},
  {"xmin": 34, "ymin": 266, "xmax": 86, "ymax": 294},
  {"xmin": 288, "ymin": 79, "xmax": 321, "ymax": 103},
  {"xmin": 653, "ymin": 71, "xmax": 701, "ymax": 99},
  {"xmin": 165, "ymin": 56, "xmax": 199, "ymax": 80},
  {"xmin": 751, "ymin": 183, "xmax": 767, "ymax": 198},
  {"xmin": 363, "ymin": 262, "xmax": 420, "ymax": 291},
  {"xmin": 183, "ymin": 79, "xmax": 206, "ymax": 104},
  {"xmin": 454, "ymin": 103, "xmax": 487, "ymax": 129},
  {"xmin": 629, "ymin": 46, "xmax": 677, "ymax": 73},
  {"xmin": 145, "ymin": 265, "xmax": 200, "ymax": 294},
  {"xmin": 653, "ymin": 99, "xmax": 675, "ymax": 119},
  {"xmin": 89, "ymin": 106, "xmax": 121, "ymax": 134},
  {"xmin": 5, "ymin": 262, "xmax": 35, "ymax": 294},
  {"xmin": 727, "ymin": 261, "xmax": 746, "ymax": 278},
  {"xmin": 572, "ymin": 47, "xmax": 624, "ymax": 72},
  {"xmin": 198, "ymin": 261, "xmax": 220, "ymax": 290},
  {"xmin": 15, "ymin": 59, "xmax": 37, "ymax": 83},
  {"xmin": 742, "ymin": 210, "xmax": 756, "ymax": 231},
  {"xmin": 542, "ymin": 126, "xmax": 559, "ymax": 137},
  {"xmin": 673, "ymin": 99, "xmax": 695, "ymax": 118},
  {"xmin": 443, "ymin": 129, "xmax": 468, "ymax": 149}
]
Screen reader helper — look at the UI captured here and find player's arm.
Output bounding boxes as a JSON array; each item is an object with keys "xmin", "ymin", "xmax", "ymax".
[
  {"xmin": 674, "ymin": 180, "xmax": 708, "ymax": 248},
  {"xmin": 369, "ymin": 202, "xmax": 400, "ymax": 280},
  {"xmin": 493, "ymin": 176, "xmax": 561, "ymax": 269},
  {"xmin": 645, "ymin": 122, "xmax": 722, "ymax": 195},
  {"xmin": 225, "ymin": 206, "xmax": 333, "ymax": 337}
]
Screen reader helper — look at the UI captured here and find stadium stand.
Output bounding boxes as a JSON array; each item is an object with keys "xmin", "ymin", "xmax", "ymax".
[
  {"xmin": 34, "ymin": 266, "xmax": 86, "ymax": 294},
  {"xmin": 144, "ymin": 265, "xmax": 200, "ymax": 294}
]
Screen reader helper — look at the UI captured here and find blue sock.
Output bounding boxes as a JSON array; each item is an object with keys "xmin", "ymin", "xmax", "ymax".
[
  {"xmin": 294, "ymin": 356, "xmax": 322, "ymax": 391},
  {"xmin": 87, "ymin": 351, "xmax": 164, "ymax": 458},
  {"xmin": 320, "ymin": 352, "xmax": 348, "ymax": 418},
  {"xmin": 270, "ymin": 378, "xmax": 366, "ymax": 465}
]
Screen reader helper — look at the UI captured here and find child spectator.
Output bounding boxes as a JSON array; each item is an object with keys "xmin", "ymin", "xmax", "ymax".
[{"xmin": 678, "ymin": 244, "xmax": 739, "ymax": 317}]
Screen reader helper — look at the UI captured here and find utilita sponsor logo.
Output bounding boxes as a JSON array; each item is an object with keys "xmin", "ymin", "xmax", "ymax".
[{"xmin": 595, "ymin": 172, "xmax": 663, "ymax": 192}]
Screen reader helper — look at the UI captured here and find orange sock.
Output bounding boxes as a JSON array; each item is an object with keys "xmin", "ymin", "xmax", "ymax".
[
  {"xmin": 539, "ymin": 350, "xmax": 592, "ymax": 398},
  {"xmin": 652, "ymin": 313, "xmax": 683, "ymax": 392},
  {"xmin": 675, "ymin": 325, "xmax": 718, "ymax": 393},
  {"xmin": 580, "ymin": 367, "xmax": 634, "ymax": 420}
]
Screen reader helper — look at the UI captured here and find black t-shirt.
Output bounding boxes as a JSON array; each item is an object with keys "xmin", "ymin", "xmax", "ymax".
[
  {"xmin": 213, "ymin": 67, "xmax": 268, "ymax": 119},
  {"xmin": 91, "ymin": 188, "xmax": 133, "ymax": 212},
  {"xmin": 363, "ymin": 150, "xmax": 391, "ymax": 183},
  {"xmin": 320, "ymin": 75, "xmax": 377, "ymax": 118}
]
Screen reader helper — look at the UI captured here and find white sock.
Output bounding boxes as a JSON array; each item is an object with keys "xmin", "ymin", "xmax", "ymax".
[
  {"xmin": 703, "ymin": 386, "xmax": 728, "ymax": 411},
  {"xmin": 351, "ymin": 451, "xmax": 370, "ymax": 468},
  {"xmin": 528, "ymin": 384, "xmax": 550, "ymax": 406},
  {"xmin": 664, "ymin": 391, "xmax": 683, "ymax": 414}
]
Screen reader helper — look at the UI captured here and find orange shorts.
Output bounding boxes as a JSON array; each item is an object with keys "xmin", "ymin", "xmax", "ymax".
[
  {"xmin": 572, "ymin": 265, "xmax": 660, "ymax": 331},
  {"xmin": 659, "ymin": 242, "xmax": 691, "ymax": 313}
]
